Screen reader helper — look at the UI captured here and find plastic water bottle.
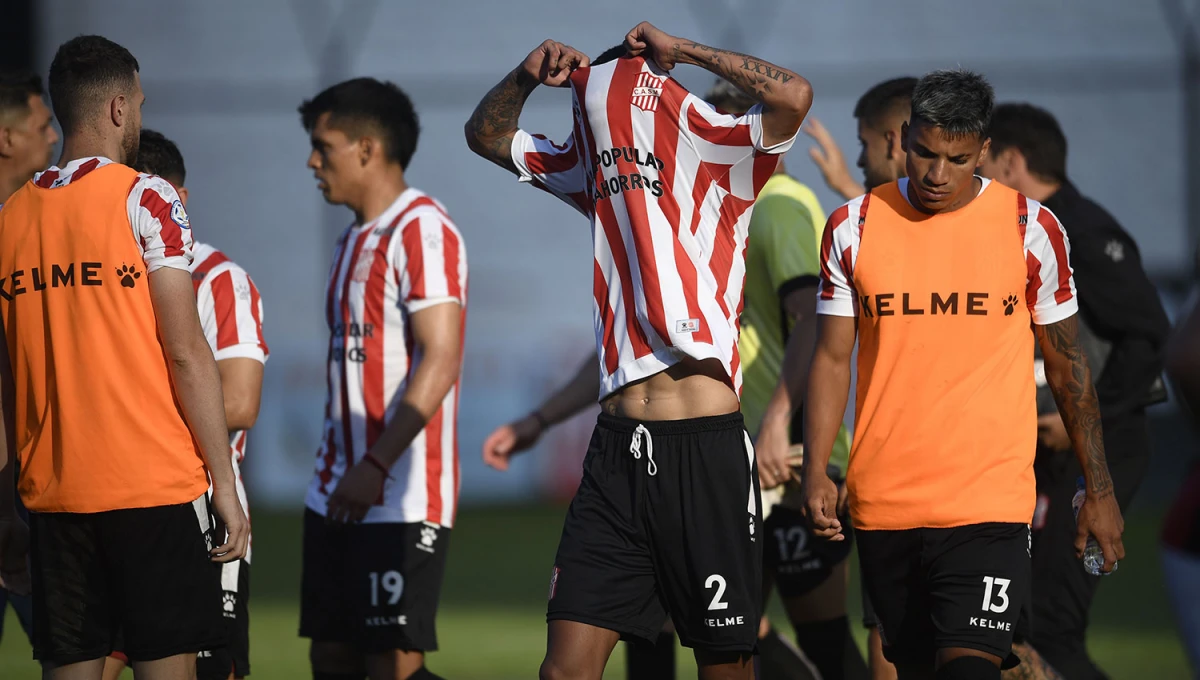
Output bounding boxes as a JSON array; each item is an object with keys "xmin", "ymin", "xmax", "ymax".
[{"xmin": 1071, "ymin": 476, "xmax": 1116, "ymax": 576}]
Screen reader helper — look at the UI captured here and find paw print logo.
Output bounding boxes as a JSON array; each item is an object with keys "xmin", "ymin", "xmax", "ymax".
[
  {"xmin": 1002, "ymin": 294, "xmax": 1020, "ymax": 316},
  {"xmin": 116, "ymin": 263, "xmax": 141, "ymax": 288},
  {"xmin": 222, "ymin": 591, "xmax": 237, "ymax": 613},
  {"xmin": 420, "ymin": 526, "xmax": 437, "ymax": 547}
]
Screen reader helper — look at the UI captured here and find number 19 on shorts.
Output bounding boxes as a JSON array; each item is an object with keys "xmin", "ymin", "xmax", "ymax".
[{"xmin": 369, "ymin": 570, "xmax": 405, "ymax": 607}]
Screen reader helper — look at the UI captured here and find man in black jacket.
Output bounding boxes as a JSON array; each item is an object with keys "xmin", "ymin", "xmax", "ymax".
[{"xmin": 981, "ymin": 102, "xmax": 1171, "ymax": 679}]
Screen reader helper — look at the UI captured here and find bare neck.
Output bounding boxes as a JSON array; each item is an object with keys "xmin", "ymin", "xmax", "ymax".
[
  {"xmin": 1019, "ymin": 175, "xmax": 1061, "ymax": 204},
  {"xmin": 352, "ymin": 168, "xmax": 409, "ymax": 226},
  {"xmin": 0, "ymin": 163, "xmax": 29, "ymax": 203},
  {"xmin": 57, "ymin": 132, "xmax": 125, "ymax": 169}
]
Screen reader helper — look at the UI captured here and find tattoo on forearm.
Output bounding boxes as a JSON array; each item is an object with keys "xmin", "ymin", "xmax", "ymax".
[
  {"xmin": 1038, "ymin": 316, "xmax": 1114, "ymax": 497},
  {"xmin": 1004, "ymin": 642, "xmax": 1065, "ymax": 680},
  {"xmin": 678, "ymin": 41, "xmax": 799, "ymax": 102},
  {"xmin": 465, "ymin": 69, "xmax": 534, "ymax": 165}
]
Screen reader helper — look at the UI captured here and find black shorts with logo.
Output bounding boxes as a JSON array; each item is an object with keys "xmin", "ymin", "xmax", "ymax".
[
  {"xmin": 857, "ymin": 522, "xmax": 1031, "ymax": 669},
  {"xmin": 30, "ymin": 495, "xmax": 225, "ymax": 665},
  {"xmin": 197, "ymin": 557, "xmax": 251, "ymax": 679},
  {"xmin": 764, "ymin": 504, "xmax": 853, "ymax": 597},
  {"xmin": 547, "ymin": 412, "xmax": 762, "ymax": 653},
  {"xmin": 299, "ymin": 510, "xmax": 450, "ymax": 652}
]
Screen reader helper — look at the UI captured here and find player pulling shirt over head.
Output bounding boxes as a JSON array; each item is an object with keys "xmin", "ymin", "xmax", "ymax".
[{"xmin": 466, "ymin": 21, "xmax": 811, "ymax": 680}]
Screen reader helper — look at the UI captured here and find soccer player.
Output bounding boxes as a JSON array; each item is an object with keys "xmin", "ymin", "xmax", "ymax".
[
  {"xmin": 979, "ymin": 102, "xmax": 1170, "ymax": 680},
  {"xmin": 481, "ymin": 73, "xmax": 858, "ymax": 680},
  {"xmin": 100, "ymin": 129, "xmax": 269, "ymax": 680},
  {"xmin": 0, "ymin": 67, "xmax": 57, "ymax": 651},
  {"xmin": 466, "ymin": 21, "xmax": 811, "ymax": 680},
  {"xmin": 297, "ymin": 78, "xmax": 467, "ymax": 680},
  {"xmin": 802, "ymin": 69, "xmax": 1125, "ymax": 680},
  {"xmin": 0, "ymin": 35, "xmax": 247, "ymax": 680}
]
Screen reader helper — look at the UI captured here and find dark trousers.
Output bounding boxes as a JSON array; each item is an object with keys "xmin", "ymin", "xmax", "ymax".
[
  {"xmin": 1029, "ymin": 412, "xmax": 1150, "ymax": 679},
  {"xmin": 0, "ymin": 481, "xmax": 33, "ymax": 646}
]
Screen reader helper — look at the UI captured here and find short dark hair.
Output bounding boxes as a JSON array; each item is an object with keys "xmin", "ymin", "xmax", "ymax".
[
  {"xmin": 0, "ymin": 70, "xmax": 43, "ymax": 122},
  {"xmin": 48, "ymin": 35, "xmax": 140, "ymax": 135},
  {"xmin": 593, "ymin": 44, "xmax": 626, "ymax": 66},
  {"xmin": 987, "ymin": 103, "xmax": 1067, "ymax": 184},
  {"xmin": 854, "ymin": 76, "xmax": 917, "ymax": 130},
  {"xmin": 135, "ymin": 129, "xmax": 186, "ymax": 185},
  {"xmin": 705, "ymin": 80, "xmax": 756, "ymax": 115},
  {"xmin": 909, "ymin": 69, "xmax": 994, "ymax": 139},
  {"xmin": 298, "ymin": 78, "xmax": 420, "ymax": 170}
]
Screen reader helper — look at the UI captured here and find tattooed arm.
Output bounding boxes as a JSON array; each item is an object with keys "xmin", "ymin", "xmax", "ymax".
[
  {"xmin": 624, "ymin": 22, "xmax": 812, "ymax": 146},
  {"xmin": 1036, "ymin": 315, "xmax": 1126, "ymax": 570},
  {"xmin": 464, "ymin": 40, "xmax": 589, "ymax": 172}
]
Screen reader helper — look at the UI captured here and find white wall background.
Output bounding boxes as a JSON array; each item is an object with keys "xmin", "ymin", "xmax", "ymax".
[{"xmin": 37, "ymin": 0, "xmax": 1196, "ymax": 507}]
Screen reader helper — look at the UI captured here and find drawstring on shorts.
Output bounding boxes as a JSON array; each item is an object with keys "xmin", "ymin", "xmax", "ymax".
[{"xmin": 630, "ymin": 424, "xmax": 658, "ymax": 476}]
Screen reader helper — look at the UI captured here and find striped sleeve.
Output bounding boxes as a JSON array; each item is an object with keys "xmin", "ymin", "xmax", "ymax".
[
  {"xmin": 510, "ymin": 129, "xmax": 591, "ymax": 217},
  {"xmin": 816, "ymin": 195, "xmax": 869, "ymax": 317},
  {"xmin": 203, "ymin": 266, "xmax": 269, "ymax": 363},
  {"xmin": 396, "ymin": 212, "xmax": 467, "ymax": 313},
  {"xmin": 127, "ymin": 174, "xmax": 194, "ymax": 272},
  {"xmin": 684, "ymin": 99, "xmax": 799, "ymax": 159},
  {"xmin": 1022, "ymin": 198, "xmax": 1079, "ymax": 325}
]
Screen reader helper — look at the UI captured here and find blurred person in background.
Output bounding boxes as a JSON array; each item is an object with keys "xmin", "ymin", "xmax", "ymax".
[
  {"xmin": 804, "ymin": 69, "xmax": 1124, "ymax": 680},
  {"xmin": 102, "ymin": 129, "xmax": 269, "ymax": 680},
  {"xmin": 466, "ymin": 20, "xmax": 811, "ymax": 680},
  {"xmin": 479, "ymin": 73, "xmax": 866, "ymax": 680},
  {"xmin": 1160, "ymin": 248, "xmax": 1200, "ymax": 676},
  {"xmin": 979, "ymin": 103, "xmax": 1170, "ymax": 680},
  {"xmin": 802, "ymin": 75, "xmax": 914, "ymax": 680},
  {"xmin": 0, "ymin": 35, "xmax": 248, "ymax": 680},
  {"xmin": 297, "ymin": 78, "xmax": 467, "ymax": 680},
  {"xmin": 0, "ymin": 67, "xmax": 56, "ymax": 654}
]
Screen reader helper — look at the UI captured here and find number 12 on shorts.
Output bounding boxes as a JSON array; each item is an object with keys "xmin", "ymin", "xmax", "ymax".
[
  {"xmin": 981, "ymin": 576, "xmax": 1010, "ymax": 613},
  {"xmin": 369, "ymin": 570, "xmax": 405, "ymax": 607}
]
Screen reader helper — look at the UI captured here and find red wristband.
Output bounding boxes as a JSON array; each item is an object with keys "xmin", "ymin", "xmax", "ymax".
[{"xmin": 363, "ymin": 452, "xmax": 393, "ymax": 479}]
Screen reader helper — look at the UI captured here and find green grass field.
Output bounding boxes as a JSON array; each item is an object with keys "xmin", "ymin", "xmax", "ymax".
[{"xmin": 0, "ymin": 504, "xmax": 1189, "ymax": 679}]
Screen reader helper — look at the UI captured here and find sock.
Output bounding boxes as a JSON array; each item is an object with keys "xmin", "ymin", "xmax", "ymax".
[
  {"xmin": 405, "ymin": 666, "xmax": 446, "ymax": 680},
  {"xmin": 758, "ymin": 627, "xmax": 819, "ymax": 680},
  {"xmin": 936, "ymin": 655, "xmax": 1001, "ymax": 680},
  {"xmin": 313, "ymin": 674, "xmax": 366, "ymax": 680},
  {"xmin": 626, "ymin": 631, "xmax": 676, "ymax": 680},
  {"xmin": 794, "ymin": 616, "xmax": 852, "ymax": 680}
]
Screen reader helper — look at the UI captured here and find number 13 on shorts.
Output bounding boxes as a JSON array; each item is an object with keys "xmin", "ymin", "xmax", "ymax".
[{"xmin": 981, "ymin": 576, "xmax": 1010, "ymax": 613}]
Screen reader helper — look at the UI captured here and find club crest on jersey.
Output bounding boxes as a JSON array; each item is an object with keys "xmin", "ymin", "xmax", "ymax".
[
  {"xmin": 632, "ymin": 72, "xmax": 665, "ymax": 112},
  {"xmin": 170, "ymin": 200, "xmax": 190, "ymax": 229}
]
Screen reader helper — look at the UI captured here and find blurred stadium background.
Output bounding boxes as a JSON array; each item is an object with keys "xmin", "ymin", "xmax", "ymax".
[{"xmin": 2, "ymin": 1, "xmax": 1199, "ymax": 678}]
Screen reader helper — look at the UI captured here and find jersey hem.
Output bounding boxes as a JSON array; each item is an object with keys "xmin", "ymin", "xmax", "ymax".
[
  {"xmin": 213, "ymin": 344, "xmax": 267, "ymax": 363},
  {"xmin": 850, "ymin": 515, "xmax": 1034, "ymax": 532},
  {"xmin": 1031, "ymin": 299, "xmax": 1079, "ymax": 326},
  {"xmin": 304, "ymin": 488, "xmax": 454, "ymax": 528},
  {"xmin": 816, "ymin": 301, "xmax": 856, "ymax": 317},
  {"xmin": 598, "ymin": 342, "xmax": 731, "ymax": 400},
  {"xmin": 406, "ymin": 296, "xmax": 461, "ymax": 314}
]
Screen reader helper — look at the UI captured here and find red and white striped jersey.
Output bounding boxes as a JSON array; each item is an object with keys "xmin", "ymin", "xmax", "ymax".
[
  {"xmin": 509, "ymin": 56, "xmax": 795, "ymax": 398},
  {"xmin": 817, "ymin": 178, "xmax": 1079, "ymax": 324},
  {"xmin": 33, "ymin": 156, "xmax": 194, "ymax": 273},
  {"xmin": 305, "ymin": 188, "xmax": 467, "ymax": 527},
  {"xmin": 191, "ymin": 241, "xmax": 268, "ymax": 561}
]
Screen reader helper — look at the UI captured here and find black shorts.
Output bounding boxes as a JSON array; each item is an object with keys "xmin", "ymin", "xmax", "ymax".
[
  {"xmin": 197, "ymin": 558, "xmax": 250, "ymax": 680},
  {"xmin": 548, "ymin": 412, "xmax": 761, "ymax": 653},
  {"xmin": 857, "ymin": 522, "xmax": 1031, "ymax": 670},
  {"xmin": 764, "ymin": 504, "xmax": 853, "ymax": 598},
  {"xmin": 300, "ymin": 510, "xmax": 450, "ymax": 652},
  {"xmin": 30, "ymin": 495, "xmax": 225, "ymax": 665}
]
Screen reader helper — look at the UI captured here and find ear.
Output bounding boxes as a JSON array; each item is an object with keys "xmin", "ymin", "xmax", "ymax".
[
  {"xmin": 899, "ymin": 121, "xmax": 910, "ymax": 153},
  {"xmin": 884, "ymin": 129, "xmax": 901, "ymax": 160},
  {"xmin": 0, "ymin": 126, "xmax": 13, "ymax": 155},
  {"xmin": 110, "ymin": 94, "xmax": 125, "ymax": 128},
  {"xmin": 977, "ymin": 137, "xmax": 991, "ymax": 168},
  {"xmin": 176, "ymin": 186, "xmax": 189, "ymax": 208},
  {"xmin": 358, "ymin": 136, "xmax": 374, "ymax": 167}
]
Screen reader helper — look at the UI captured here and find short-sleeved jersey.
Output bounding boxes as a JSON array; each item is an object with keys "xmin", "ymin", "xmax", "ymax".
[
  {"xmin": 739, "ymin": 174, "xmax": 852, "ymax": 472},
  {"xmin": 192, "ymin": 242, "xmax": 268, "ymax": 559},
  {"xmin": 0, "ymin": 157, "xmax": 206, "ymax": 512},
  {"xmin": 818, "ymin": 178, "xmax": 1078, "ymax": 530},
  {"xmin": 510, "ymin": 55, "xmax": 796, "ymax": 399},
  {"xmin": 306, "ymin": 188, "xmax": 467, "ymax": 527}
]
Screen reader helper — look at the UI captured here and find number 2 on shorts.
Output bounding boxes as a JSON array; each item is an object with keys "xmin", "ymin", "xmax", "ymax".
[
  {"xmin": 369, "ymin": 570, "xmax": 405, "ymax": 607},
  {"xmin": 981, "ymin": 575, "xmax": 1010, "ymax": 613},
  {"xmin": 706, "ymin": 574, "xmax": 729, "ymax": 611}
]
